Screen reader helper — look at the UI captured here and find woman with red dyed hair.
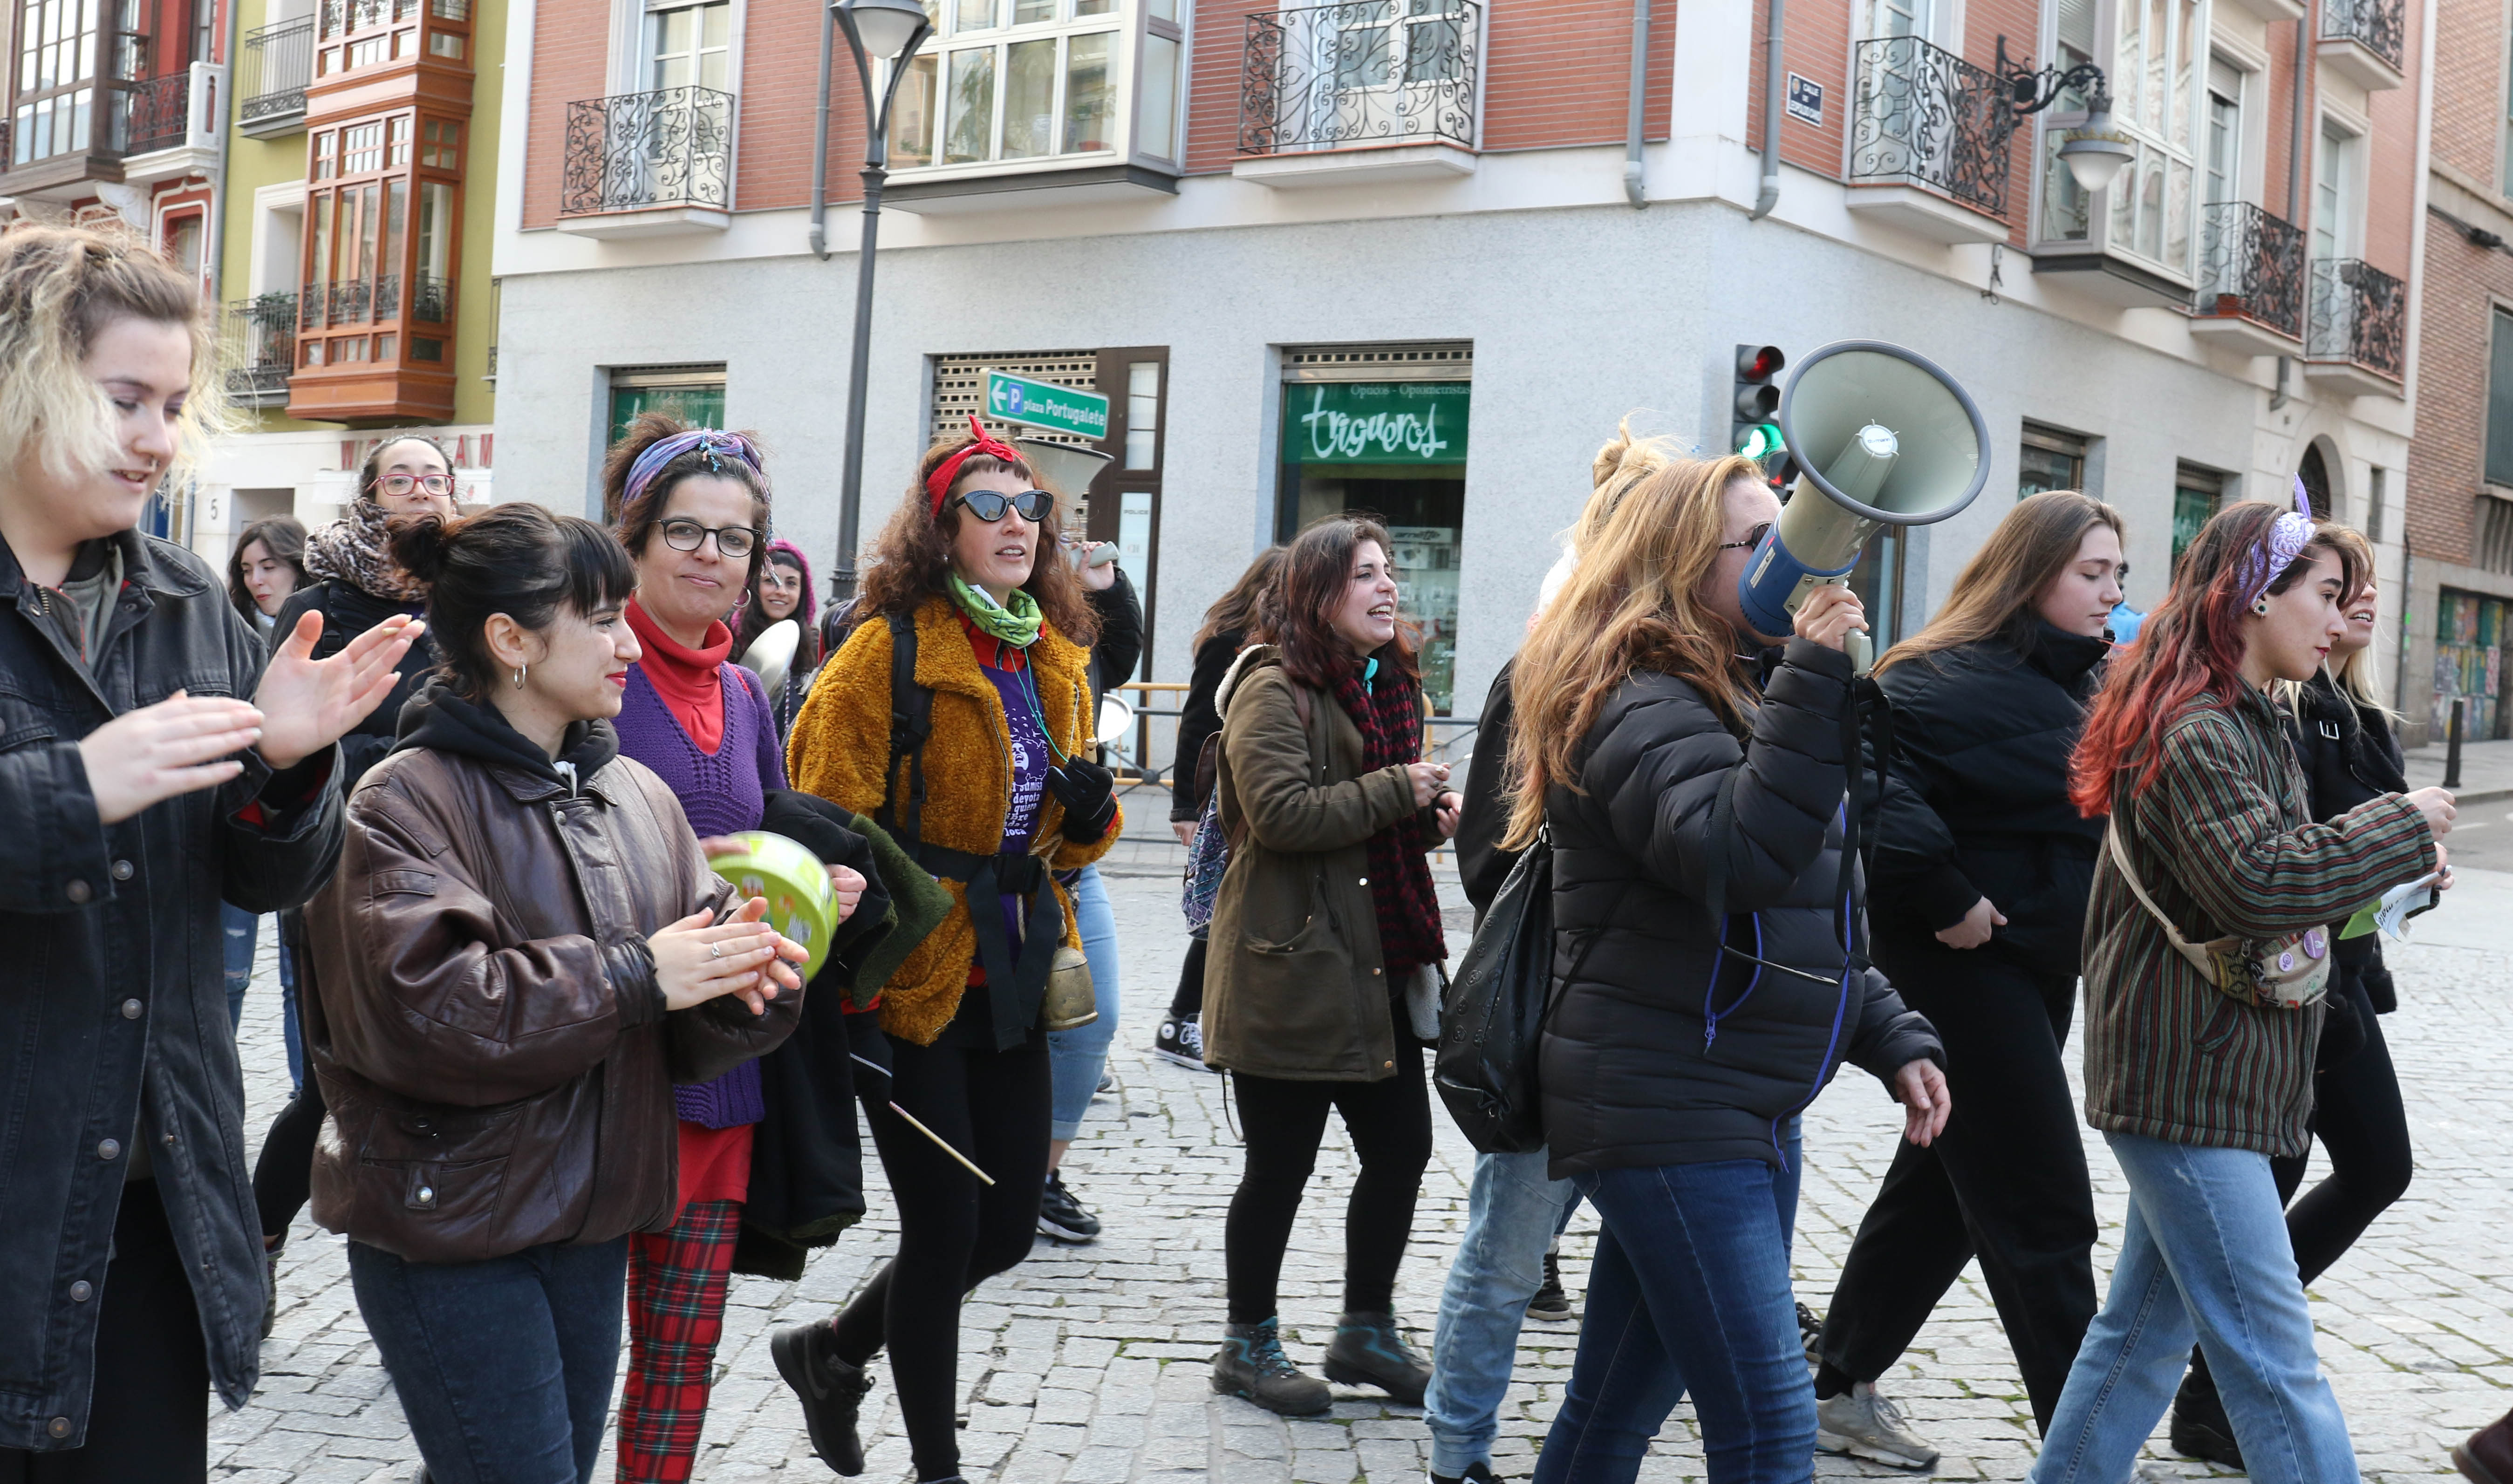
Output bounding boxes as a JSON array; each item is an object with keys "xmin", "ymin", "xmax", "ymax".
[{"xmin": 2028, "ymin": 493, "xmax": 2454, "ymax": 1484}]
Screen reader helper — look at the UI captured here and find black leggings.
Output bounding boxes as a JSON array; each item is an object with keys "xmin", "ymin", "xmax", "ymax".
[
  {"xmin": 0, "ymin": 1181, "xmax": 207, "ymax": 1483},
  {"xmin": 253, "ymin": 1073, "xmax": 326, "ymax": 1241},
  {"xmin": 832, "ymin": 1028, "xmax": 1052, "ymax": 1483},
  {"xmin": 2272, "ymin": 977, "xmax": 2412, "ymax": 1285},
  {"xmin": 1169, "ymin": 936, "xmax": 1208, "ymax": 1020},
  {"xmin": 1223, "ymin": 1000, "xmax": 1431, "ymax": 1325}
]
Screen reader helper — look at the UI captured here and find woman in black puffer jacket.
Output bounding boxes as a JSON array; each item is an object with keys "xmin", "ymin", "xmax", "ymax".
[
  {"xmin": 1511, "ymin": 452, "xmax": 1947, "ymax": 1484},
  {"xmin": 2165, "ymin": 525, "xmax": 2417, "ymax": 1470},
  {"xmin": 1810, "ymin": 491, "xmax": 2124, "ymax": 1459}
]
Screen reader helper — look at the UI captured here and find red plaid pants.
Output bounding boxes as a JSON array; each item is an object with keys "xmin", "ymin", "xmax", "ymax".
[{"xmin": 615, "ymin": 1198, "xmax": 742, "ymax": 1483}]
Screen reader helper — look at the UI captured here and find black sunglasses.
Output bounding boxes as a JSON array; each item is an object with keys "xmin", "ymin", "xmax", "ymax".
[
  {"xmin": 1718, "ymin": 522, "xmax": 1773, "ymax": 552},
  {"xmin": 951, "ymin": 489, "xmax": 1054, "ymax": 524}
]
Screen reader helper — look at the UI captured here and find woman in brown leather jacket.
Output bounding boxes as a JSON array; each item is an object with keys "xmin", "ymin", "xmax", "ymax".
[{"xmin": 301, "ymin": 504, "xmax": 805, "ymax": 1484}]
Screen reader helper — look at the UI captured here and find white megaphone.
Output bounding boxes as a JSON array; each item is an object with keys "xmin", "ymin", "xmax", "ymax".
[{"xmin": 1735, "ymin": 340, "xmax": 1991, "ymax": 673}]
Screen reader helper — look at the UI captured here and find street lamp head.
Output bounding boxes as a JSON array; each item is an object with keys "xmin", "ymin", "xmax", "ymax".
[
  {"xmin": 834, "ymin": 0, "xmax": 931, "ymax": 61},
  {"xmin": 2056, "ymin": 94, "xmax": 2137, "ymax": 195}
]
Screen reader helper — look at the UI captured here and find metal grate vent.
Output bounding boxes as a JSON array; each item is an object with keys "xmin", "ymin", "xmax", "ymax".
[{"xmin": 1283, "ymin": 341, "xmax": 1473, "ymax": 383}]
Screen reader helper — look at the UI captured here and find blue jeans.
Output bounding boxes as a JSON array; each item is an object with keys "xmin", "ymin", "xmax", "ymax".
[
  {"xmin": 2028, "ymin": 1132, "xmax": 2356, "ymax": 1484},
  {"xmin": 348, "ymin": 1236, "xmax": 628, "ymax": 1484},
  {"xmin": 1536, "ymin": 1134, "xmax": 1809, "ymax": 1484},
  {"xmin": 1047, "ymin": 864, "xmax": 1120, "ymax": 1143},
  {"xmin": 220, "ymin": 901, "xmax": 257, "ymax": 1030},
  {"xmin": 279, "ymin": 934, "xmax": 302, "ymax": 1090},
  {"xmin": 1426, "ymin": 1147, "xmax": 1581, "ymax": 1476}
]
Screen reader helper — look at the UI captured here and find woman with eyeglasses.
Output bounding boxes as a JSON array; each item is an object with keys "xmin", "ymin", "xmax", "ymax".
[
  {"xmin": 777, "ymin": 419, "xmax": 1119, "ymax": 1484},
  {"xmin": 600, "ymin": 412, "xmax": 867, "ymax": 1484},
  {"xmin": 248, "ymin": 434, "xmax": 454, "ymax": 1337}
]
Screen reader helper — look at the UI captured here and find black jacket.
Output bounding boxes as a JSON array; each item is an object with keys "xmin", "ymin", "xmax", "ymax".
[
  {"xmin": 1539, "ymin": 639, "xmax": 1943, "ymax": 1178},
  {"xmin": 2284, "ymin": 671, "xmax": 2408, "ymax": 1014},
  {"xmin": 1086, "ymin": 568, "xmax": 1143, "ymax": 715},
  {"xmin": 1455, "ymin": 659, "xmax": 1520, "ymax": 918},
  {"xmin": 1865, "ymin": 625, "xmax": 2109, "ymax": 979},
  {"xmin": 1171, "ymin": 628, "xmax": 1242, "ymax": 821},
  {"xmin": 0, "ymin": 531, "xmax": 346, "ymax": 1448},
  {"xmin": 273, "ymin": 576, "xmax": 436, "ymax": 788}
]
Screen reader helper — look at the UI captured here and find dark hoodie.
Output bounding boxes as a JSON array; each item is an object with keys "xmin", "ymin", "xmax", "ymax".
[{"xmin": 392, "ymin": 678, "xmax": 621, "ymax": 786}]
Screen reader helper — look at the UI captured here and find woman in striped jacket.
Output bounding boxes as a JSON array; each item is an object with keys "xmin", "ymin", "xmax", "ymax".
[{"xmin": 2031, "ymin": 495, "xmax": 2453, "ymax": 1484}]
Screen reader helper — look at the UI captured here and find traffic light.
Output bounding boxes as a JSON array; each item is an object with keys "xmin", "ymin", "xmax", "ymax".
[{"xmin": 1730, "ymin": 343, "xmax": 1796, "ymax": 494}]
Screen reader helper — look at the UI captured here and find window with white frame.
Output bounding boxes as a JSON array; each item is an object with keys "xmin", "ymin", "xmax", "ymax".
[
  {"xmin": 1861, "ymin": 0, "xmax": 1933, "ymax": 40},
  {"xmin": 890, "ymin": 0, "xmax": 1183, "ymax": 172},
  {"xmin": 2036, "ymin": 0, "xmax": 2203, "ymax": 281},
  {"xmin": 2313, "ymin": 118, "xmax": 2360, "ymax": 261},
  {"xmin": 646, "ymin": 0, "xmax": 730, "ymax": 91},
  {"xmin": 2204, "ymin": 56, "xmax": 2240, "ymax": 205}
]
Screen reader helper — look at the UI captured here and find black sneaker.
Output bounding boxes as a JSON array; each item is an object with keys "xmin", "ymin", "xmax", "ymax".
[
  {"xmin": 770, "ymin": 1319, "xmax": 874, "ymax": 1475},
  {"xmin": 1039, "ymin": 1171, "xmax": 1102, "ymax": 1243},
  {"xmin": 1213, "ymin": 1317, "xmax": 1332, "ymax": 1416},
  {"xmin": 2170, "ymin": 1357, "xmax": 2244, "ymax": 1470},
  {"xmin": 1525, "ymin": 1252, "xmax": 1573, "ymax": 1323},
  {"xmin": 1153, "ymin": 1014, "xmax": 1213, "ymax": 1071},
  {"xmin": 1797, "ymin": 1301, "xmax": 1823, "ymax": 1362},
  {"xmin": 260, "ymin": 1236, "xmax": 284, "ymax": 1341},
  {"xmin": 1430, "ymin": 1464, "xmax": 1498, "ymax": 1484}
]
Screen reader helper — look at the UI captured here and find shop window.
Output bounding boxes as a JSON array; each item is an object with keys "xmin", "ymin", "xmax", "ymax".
[
  {"xmin": 608, "ymin": 363, "xmax": 729, "ymax": 516},
  {"xmin": 2172, "ymin": 463, "xmax": 2223, "ymax": 564},
  {"xmin": 1278, "ymin": 343, "xmax": 1473, "ymax": 714},
  {"xmin": 2018, "ymin": 423, "xmax": 2088, "ymax": 498},
  {"xmin": 2487, "ymin": 307, "xmax": 2513, "ymax": 489}
]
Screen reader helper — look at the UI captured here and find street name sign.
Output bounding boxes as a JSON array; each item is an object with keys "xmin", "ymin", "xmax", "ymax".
[{"xmin": 984, "ymin": 369, "xmax": 1110, "ymax": 439}]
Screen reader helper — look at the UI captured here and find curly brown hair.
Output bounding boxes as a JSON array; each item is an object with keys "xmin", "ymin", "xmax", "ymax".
[
  {"xmin": 1259, "ymin": 515, "xmax": 1418, "ymax": 693},
  {"xmin": 856, "ymin": 432, "xmax": 1099, "ymax": 645}
]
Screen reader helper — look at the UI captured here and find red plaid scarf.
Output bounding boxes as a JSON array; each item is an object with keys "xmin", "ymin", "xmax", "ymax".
[{"xmin": 1326, "ymin": 660, "xmax": 1447, "ymax": 976}]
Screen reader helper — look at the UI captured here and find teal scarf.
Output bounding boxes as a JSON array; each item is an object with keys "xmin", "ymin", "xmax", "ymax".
[{"xmin": 948, "ymin": 572, "xmax": 1043, "ymax": 648}]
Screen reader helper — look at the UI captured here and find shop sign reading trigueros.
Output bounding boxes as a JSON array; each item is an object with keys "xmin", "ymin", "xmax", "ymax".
[
  {"xmin": 1285, "ymin": 381, "xmax": 1471, "ymax": 465},
  {"xmin": 984, "ymin": 368, "xmax": 1111, "ymax": 439}
]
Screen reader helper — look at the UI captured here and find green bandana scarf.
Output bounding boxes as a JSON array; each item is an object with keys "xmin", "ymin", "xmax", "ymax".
[{"xmin": 948, "ymin": 572, "xmax": 1044, "ymax": 648}]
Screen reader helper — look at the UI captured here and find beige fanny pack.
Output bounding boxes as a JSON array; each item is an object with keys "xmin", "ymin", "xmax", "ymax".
[{"xmin": 2103, "ymin": 824, "xmax": 2332, "ymax": 1010}]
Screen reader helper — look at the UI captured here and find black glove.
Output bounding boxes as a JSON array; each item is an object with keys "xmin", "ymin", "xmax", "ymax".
[{"xmin": 1047, "ymin": 756, "xmax": 1119, "ymax": 843}]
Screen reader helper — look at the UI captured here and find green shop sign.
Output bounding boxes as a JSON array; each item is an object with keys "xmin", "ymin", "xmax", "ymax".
[
  {"xmin": 1285, "ymin": 381, "xmax": 1470, "ymax": 465},
  {"xmin": 984, "ymin": 369, "xmax": 1110, "ymax": 439}
]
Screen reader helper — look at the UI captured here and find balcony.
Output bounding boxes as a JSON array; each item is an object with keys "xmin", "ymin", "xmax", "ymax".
[
  {"xmin": 1234, "ymin": 0, "xmax": 1481, "ymax": 188},
  {"xmin": 223, "ymin": 293, "xmax": 297, "ymax": 407},
  {"xmin": 2319, "ymin": 0, "xmax": 2404, "ymax": 91},
  {"xmin": 2303, "ymin": 258, "xmax": 2405, "ymax": 396},
  {"xmin": 2186, "ymin": 202, "xmax": 2304, "ymax": 357},
  {"xmin": 238, "ymin": 17, "xmax": 314, "ymax": 136},
  {"xmin": 1, "ymin": 59, "xmax": 224, "ymax": 197},
  {"xmin": 1843, "ymin": 35, "xmax": 2012, "ymax": 245},
  {"xmin": 556, "ymin": 86, "xmax": 733, "ymax": 238},
  {"xmin": 123, "ymin": 71, "xmax": 192, "ymax": 155}
]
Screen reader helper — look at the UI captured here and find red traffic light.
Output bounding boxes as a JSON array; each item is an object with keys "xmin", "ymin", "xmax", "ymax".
[{"xmin": 1735, "ymin": 344, "xmax": 1786, "ymax": 381}]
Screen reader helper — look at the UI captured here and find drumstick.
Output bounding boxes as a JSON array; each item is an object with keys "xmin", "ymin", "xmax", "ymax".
[{"xmin": 850, "ymin": 1051, "xmax": 996, "ymax": 1185}]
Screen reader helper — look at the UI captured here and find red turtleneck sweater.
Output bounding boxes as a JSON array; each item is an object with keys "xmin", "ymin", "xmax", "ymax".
[{"xmin": 626, "ymin": 597, "xmax": 735, "ymax": 753}]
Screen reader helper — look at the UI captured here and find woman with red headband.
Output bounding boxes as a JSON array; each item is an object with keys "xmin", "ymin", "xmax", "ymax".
[{"xmin": 775, "ymin": 419, "xmax": 1119, "ymax": 1484}]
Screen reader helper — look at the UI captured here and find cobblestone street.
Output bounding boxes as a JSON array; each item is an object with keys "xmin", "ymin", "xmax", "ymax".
[{"xmin": 213, "ymin": 840, "xmax": 2513, "ymax": 1484}]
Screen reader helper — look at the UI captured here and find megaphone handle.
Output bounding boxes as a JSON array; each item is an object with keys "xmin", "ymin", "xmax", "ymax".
[{"xmin": 1846, "ymin": 629, "xmax": 1873, "ymax": 675}]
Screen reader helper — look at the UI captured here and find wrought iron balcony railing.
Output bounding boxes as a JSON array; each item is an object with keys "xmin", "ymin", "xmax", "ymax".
[
  {"xmin": 224, "ymin": 292, "xmax": 296, "ymax": 402},
  {"xmin": 1238, "ymin": 0, "xmax": 1480, "ymax": 157},
  {"xmin": 2322, "ymin": 0, "xmax": 2404, "ymax": 70},
  {"xmin": 1846, "ymin": 34, "xmax": 2010, "ymax": 218},
  {"xmin": 239, "ymin": 17, "xmax": 314, "ymax": 124},
  {"xmin": 2306, "ymin": 258, "xmax": 2405, "ymax": 380},
  {"xmin": 122, "ymin": 70, "xmax": 192, "ymax": 154},
  {"xmin": 560, "ymin": 86, "xmax": 734, "ymax": 215},
  {"xmin": 2192, "ymin": 202, "xmax": 2304, "ymax": 339}
]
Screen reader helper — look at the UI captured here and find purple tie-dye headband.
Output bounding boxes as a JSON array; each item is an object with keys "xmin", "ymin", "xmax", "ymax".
[
  {"xmin": 2238, "ymin": 477, "xmax": 2317, "ymax": 609},
  {"xmin": 622, "ymin": 429, "xmax": 765, "ymax": 511}
]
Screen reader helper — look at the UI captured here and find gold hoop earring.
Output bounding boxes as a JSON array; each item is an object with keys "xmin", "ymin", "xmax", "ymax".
[{"xmin": 513, "ymin": 665, "xmax": 528, "ymax": 688}]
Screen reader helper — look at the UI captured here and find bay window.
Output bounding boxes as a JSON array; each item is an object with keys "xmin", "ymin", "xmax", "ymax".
[
  {"xmin": 299, "ymin": 109, "xmax": 459, "ymax": 369},
  {"xmin": 2034, "ymin": 0, "xmax": 2208, "ymax": 294},
  {"xmin": 890, "ymin": 0, "xmax": 1182, "ymax": 177}
]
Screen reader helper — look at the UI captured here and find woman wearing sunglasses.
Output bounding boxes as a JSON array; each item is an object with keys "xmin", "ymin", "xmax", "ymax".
[
  {"xmin": 249, "ymin": 434, "xmax": 454, "ymax": 1336},
  {"xmin": 778, "ymin": 418, "xmax": 1119, "ymax": 1484}
]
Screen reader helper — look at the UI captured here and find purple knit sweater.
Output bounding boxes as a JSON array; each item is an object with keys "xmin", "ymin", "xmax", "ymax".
[{"xmin": 612, "ymin": 660, "xmax": 786, "ymax": 1128}]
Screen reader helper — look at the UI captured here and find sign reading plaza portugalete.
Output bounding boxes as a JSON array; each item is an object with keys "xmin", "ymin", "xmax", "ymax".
[
  {"xmin": 1287, "ymin": 381, "xmax": 1472, "ymax": 465},
  {"xmin": 984, "ymin": 368, "xmax": 1111, "ymax": 439}
]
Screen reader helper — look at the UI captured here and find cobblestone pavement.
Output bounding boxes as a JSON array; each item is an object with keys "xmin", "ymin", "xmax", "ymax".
[{"xmin": 215, "ymin": 846, "xmax": 2513, "ymax": 1484}]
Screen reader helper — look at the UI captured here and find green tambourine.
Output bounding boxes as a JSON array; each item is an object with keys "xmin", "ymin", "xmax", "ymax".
[{"xmin": 708, "ymin": 830, "xmax": 838, "ymax": 982}]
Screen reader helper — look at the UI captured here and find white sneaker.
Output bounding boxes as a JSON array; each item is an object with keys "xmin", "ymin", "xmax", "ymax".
[{"xmin": 1816, "ymin": 1382, "xmax": 1940, "ymax": 1470}]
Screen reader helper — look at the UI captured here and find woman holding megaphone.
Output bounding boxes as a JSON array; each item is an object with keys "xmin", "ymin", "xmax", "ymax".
[
  {"xmin": 1509, "ymin": 453, "xmax": 1949, "ymax": 1483},
  {"xmin": 1809, "ymin": 490, "xmax": 2124, "ymax": 1462},
  {"xmin": 2028, "ymin": 495, "xmax": 2451, "ymax": 1484}
]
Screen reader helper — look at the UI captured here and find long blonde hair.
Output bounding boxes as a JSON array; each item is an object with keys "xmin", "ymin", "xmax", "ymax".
[
  {"xmin": 1876, "ymin": 490, "xmax": 2123, "ymax": 675},
  {"xmin": 1502, "ymin": 450, "xmax": 1766, "ymax": 850},
  {"xmin": 2315, "ymin": 524, "xmax": 2396, "ymax": 720},
  {"xmin": 0, "ymin": 221, "xmax": 226, "ymax": 488}
]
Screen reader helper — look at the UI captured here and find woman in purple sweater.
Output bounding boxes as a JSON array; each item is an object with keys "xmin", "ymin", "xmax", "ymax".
[{"xmin": 603, "ymin": 413, "xmax": 867, "ymax": 1483}]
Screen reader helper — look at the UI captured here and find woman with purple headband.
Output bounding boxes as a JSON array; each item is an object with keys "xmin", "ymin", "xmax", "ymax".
[
  {"xmin": 2032, "ymin": 489, "xmax": 2454, "ymax": 1484},
  {"xmin": 601, "ymin": 413, "xmax": 869, "ymax": 1484}
]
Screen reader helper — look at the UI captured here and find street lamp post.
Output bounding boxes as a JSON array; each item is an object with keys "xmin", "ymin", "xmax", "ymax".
[
  {"xmin": 825, "ymin": 0, "xmax": 933, "ymax": 606},
  {"xmin": 1991, "ymin": 37, "xmax": 2137, "ymax": 196}
]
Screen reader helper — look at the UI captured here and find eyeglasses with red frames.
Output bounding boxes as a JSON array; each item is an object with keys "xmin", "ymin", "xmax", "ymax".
[{"xmin": 377, "ymin": 474, "xmax": 454, "ymax": 497}]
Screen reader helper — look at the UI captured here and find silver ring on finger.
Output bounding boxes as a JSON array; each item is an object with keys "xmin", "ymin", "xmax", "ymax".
[{"xmin": 708, "ymin": 942, "xmax": 722, "ymax": 961}]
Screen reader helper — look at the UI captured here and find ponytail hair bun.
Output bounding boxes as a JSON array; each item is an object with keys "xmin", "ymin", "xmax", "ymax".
[{"xmin": 388, "ymin": 512, "xmax": 457, "ymax": 587}]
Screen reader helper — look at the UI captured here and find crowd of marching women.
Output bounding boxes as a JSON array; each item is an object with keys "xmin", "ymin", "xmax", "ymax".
[{"xmin": 6, "ymin": 217, "xmax": 2511, "ymax": 1484}]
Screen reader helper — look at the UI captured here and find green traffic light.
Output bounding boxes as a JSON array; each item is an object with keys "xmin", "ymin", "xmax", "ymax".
[{"xmin": 1736, "ymin": 423, "xmax": 1785, "ymax": 459}]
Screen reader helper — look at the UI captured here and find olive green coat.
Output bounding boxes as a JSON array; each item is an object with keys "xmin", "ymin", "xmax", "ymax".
[{"xmin": 1203, "ymin": 646, "xmax": 1433, "ymax": 1082}]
